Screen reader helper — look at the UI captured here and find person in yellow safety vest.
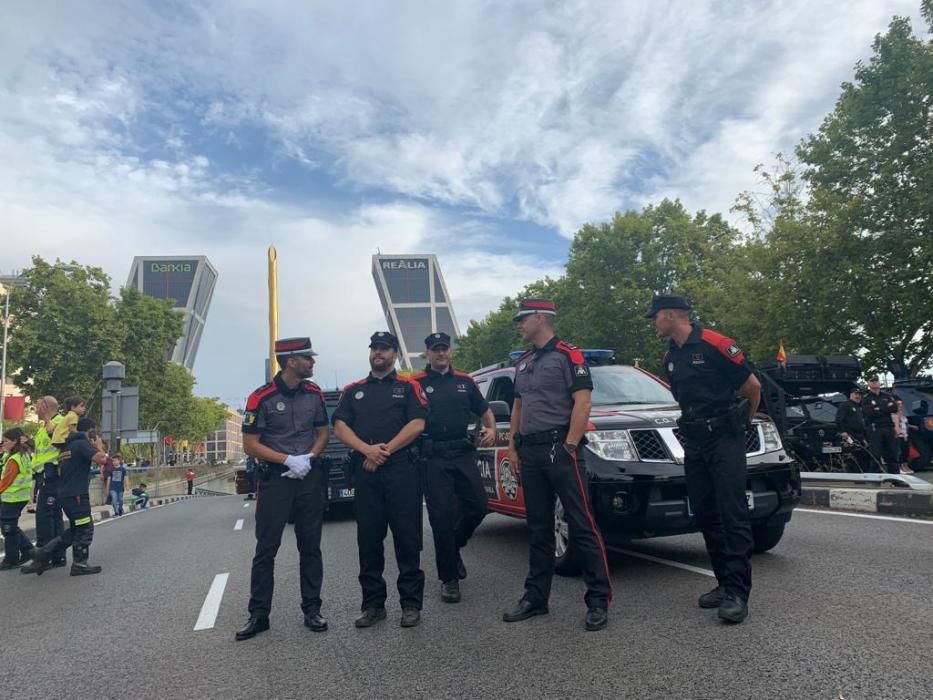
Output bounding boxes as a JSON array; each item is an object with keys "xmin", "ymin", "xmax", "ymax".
[
  {"xmin": 1, "ymin": 427, "xmax": 36, "ymax": 570},
  {"xmin": 32, "ymin": 396, "xmax": 67, "ymax": 566}
]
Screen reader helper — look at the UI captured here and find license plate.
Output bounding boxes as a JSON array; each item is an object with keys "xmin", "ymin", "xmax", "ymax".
[
  {"xmin": 337, "ymin": 488, "xmax": 355, "ymax": 499},
  {"xmin": 821, "ymin": 445, "xmax": 842, "ymax": 454},
  {"xmin": 687, "ymin": 491, "xmax": 754, "ymax": 516}
]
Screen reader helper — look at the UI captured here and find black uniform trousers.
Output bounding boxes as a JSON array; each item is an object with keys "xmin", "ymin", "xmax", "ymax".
[
  {"xmin": 354, "ymin": 454, "xmax": 424, "ymax": 611},
  {"xmin": 45, "ymin": 494, "xmax": 94, "ymax": 561},
  {"xmin": 36, "ymin": 477, "xmax": 66, "ymax": 559},
  {"xmin": 683, "ymin": 425, "xmax": 753, "ymax": 601},
  {"xmin": 518, "ymin": 442, "xmax": 612, "ymax": 610},
  {"xmin": 249, "ymin": 464, "xmax": 326, "ymax": 617},
  {"xmin": 423, "ymin": 449, "xmax": 488, "ymax": 583},
  {"xmin": 867, "ymin": 424, "xmax": 899, "ymax": 474},
  {"xmin": 1, "ymin": 500, "xmax": 34, "ymax": 564}
]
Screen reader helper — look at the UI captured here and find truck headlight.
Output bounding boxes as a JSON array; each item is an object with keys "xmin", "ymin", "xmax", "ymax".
[
  {"xmin": 760, "ymin": 421, "xmax": 783, "ymax": 451},
  {"xmin": 586, "ymin": 430, "xmax": 638, "ymax": 461}
]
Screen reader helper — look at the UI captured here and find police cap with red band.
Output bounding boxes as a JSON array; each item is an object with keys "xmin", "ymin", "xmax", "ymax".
[
  {"xmin": 274, "ymin": 336, "xmax": 318, "ymax": 357},
  {"xmin": 369, "ymin": 331, "xmax": 400, "ymax": 350},
  {"xmin": 513, "ymin": 299, "xmax": 557, "ymax": 322},
  {"xmin": 644, "ymin": 294, "xmax": 692, "ymax": 318}
]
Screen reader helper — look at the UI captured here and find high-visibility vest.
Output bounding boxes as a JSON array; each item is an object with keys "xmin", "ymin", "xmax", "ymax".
[
  {"xmin": 32, "ymin": 415, "xmax": 64, "ymax": 474},
  {"xmin": 1, "ymin": 453, "xmax": 33, "ymax": 503}
]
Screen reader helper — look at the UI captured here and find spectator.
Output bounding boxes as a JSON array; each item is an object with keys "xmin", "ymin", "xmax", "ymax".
[
  {"xmin": 893, "ymin": 400, "xmax": 914, "ymax": 475},
  {"xmin": 186, "ymin": 467, "xmax": 195, "ymax": 495},
  {"xmin": 0, "ymin": 428, "xmax": 36, "ymax": 569},
  {"xmin": 132, "ymin": 483, "xmax": 149, "ymax": 510},
  {"xmin": 106, "ymin": 453, "xmax": 129, "ymax": 516},
  {"xmin": 51, "ymin": 396, "xmax": 86, "ymax": 448}
]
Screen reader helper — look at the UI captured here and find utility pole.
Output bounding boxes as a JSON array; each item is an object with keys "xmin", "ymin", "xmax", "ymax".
[
  {"xmin": 102, "ymin": 361, "xmax": 125, "ymax": 453},
  {"xmin": 0, "ymin": 283, "xmax": 10, "ymax": 437}
]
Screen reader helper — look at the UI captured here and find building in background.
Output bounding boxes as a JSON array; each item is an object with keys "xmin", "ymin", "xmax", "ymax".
[
  {"xmin": 205, "ymin": 410, "xmax": 244, "ymax": 464},
  {"xmin": 126, "ymin": 256, "xmax": 217, "ymax": 371},
  {"xmin": 371, "ymin": 254, "xmax": 461, "ymax": 371}
]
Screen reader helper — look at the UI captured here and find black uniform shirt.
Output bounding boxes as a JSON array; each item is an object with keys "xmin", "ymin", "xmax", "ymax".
[
  {"xmin": 242, "ymin": 373, "xmax": 329, "ymax": 455},
  {"xmin": 58, "ymin": 432, "xmax": 98, "ymax": 498},
  {"xmin": 413, "ymin": 366, "xmax": 489, "ymax": 440},
  {"xmin": 835, "ymin": 399, "xmax": 867, "ymax": 437},
  {"xmin": 513, "ymin": 336, "xmax": 593, "ymax": 434},
  {"xmin": 861, "ymin": 391, "xmax": 897, "ymax": 428},
  {"xmin": 332, "ymin": 370, "xmax": 429, "ymax": 451},
  {"xmin": 663, "ymin": 324, "xmax": 753, "ymax": 419}
]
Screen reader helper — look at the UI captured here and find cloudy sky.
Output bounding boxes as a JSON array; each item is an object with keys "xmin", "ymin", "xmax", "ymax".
[{"xmin": 1, "ymin": 0, "xmax": 924, "ymax": 406}]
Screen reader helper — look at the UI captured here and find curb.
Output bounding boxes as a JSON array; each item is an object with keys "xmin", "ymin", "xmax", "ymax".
[
  {"xmin": 91, "ymin": 492, "xmax": 214, "ymax": 522},
  {"xmin": 801, "ymin": 486, "xmax": 933, "ymax": 518}
]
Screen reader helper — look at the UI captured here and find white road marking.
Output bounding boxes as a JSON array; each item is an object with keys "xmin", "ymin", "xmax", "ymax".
[
  {"xmin": 194, "ymin": 573, "xmax": 230, "ymax": 631},
  {"xmin": 243, "ymin": 503, "xmax": 250, "ymax": 508},
  {"xmin": 234, "ymin": 519, "xmax": 244, "ymax": 531},
  {"xmin": 610, "ymin": 547, "xmax": 715, "ymax": 577},
  {"xmin": 796, "ymin": 508, "xmax": 933, "ymax": 525}
]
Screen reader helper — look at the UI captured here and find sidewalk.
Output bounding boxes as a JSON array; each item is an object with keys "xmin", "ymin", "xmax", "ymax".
[{"xmin": 801, "ymin": 470, "xmax": 933, "ymax": 518}]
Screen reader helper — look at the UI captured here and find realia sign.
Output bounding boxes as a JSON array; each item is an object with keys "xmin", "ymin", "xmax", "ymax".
[{"xmin": 382, "ymin": 259, "xmax": 427, "ymax": 270}]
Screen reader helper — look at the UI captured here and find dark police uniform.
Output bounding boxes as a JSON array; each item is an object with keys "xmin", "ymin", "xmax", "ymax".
[
  {"xmin": 413, "ymin": 334, "xmax": 490, "ymax": 587},
  {"xmin": 835, "ymin": 396, "xmax": 873, "ymax": 472},
  {"xmin": 332, "ymin": 355, "xmax": 429, "ymax": 613},
  {"xmin": 512, "ymin": 335, "xmax": 612, "ymax": 612},
  {"xmin": 662, "ymin": 323, "xmax": 754, "ymax": 604},
  {"xmin": 242, "ymin": 372, "xmax": 329, "ymax": 620},
  {"xmin": 861, "ymin": 390, "xmax": 899, "ymax": 475}
]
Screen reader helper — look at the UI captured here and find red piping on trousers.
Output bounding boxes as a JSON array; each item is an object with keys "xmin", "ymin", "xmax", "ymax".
[{"xmin": 569, "ymin": 451, "xmax": 613, "ymax": 604}]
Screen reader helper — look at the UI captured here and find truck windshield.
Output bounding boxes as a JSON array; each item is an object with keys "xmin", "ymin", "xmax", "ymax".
[{"xmin": 590, "ymin": 366, "xmax": 676, "ymax": 406}]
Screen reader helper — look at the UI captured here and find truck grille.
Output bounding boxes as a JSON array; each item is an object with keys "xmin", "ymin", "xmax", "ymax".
[
  {"xmin": 672, "ymin": 426, "xmax": 763, "ymax": 456},
  {"xmin": 630, "ymin": 430, "xmax": 669, "ymax": 461}
]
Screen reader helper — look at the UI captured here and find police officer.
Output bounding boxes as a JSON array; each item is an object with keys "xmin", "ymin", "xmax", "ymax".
[
  {"xmin": 649, "ymin": 294, "xmax": 760, "ymax": 624},
  {"xmin": 32, "ymin": 396, "xmax": 67, "ymax": 566},
  {"xmin": 862, "ymin": 374, "xmax": 899, "ymax": 475},
  {"xmin": 413, "ymin": 332, "xmax": 496, "ymax": 604},
  {"xmin": 235, "ymin": 337, "xmax": 331, "ymax": 641},
  {"xmin": 333, "ymin": 331, "xmax": 428, "ymax": 628},
  {"xmin": 22, "ymin": 418, "xmax": 109, "ymax": 576},
  {"xmin": 502, "ymin": 300, "xmax": 612, "ymax": 632},
  {"xmin": 835, "ymin": 387, "xmax": 871, "ymax": 473}
]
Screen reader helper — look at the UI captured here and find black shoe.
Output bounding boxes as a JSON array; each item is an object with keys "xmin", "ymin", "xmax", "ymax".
[
  {"xmin": 502, "ymin": 599, "xmax": 549, "ymax": 623},
  {"xmin": 304, "ymin": 611, "xmax": 328, "ymax": 633},
  {"xmin": 585, "ymin": 607, "xmax": 608, "ymax": 631},
  {"xmin": 441, "ymin": 579, "xmax": 461, "ymax": 604},
  {"xmin": 698, "ymin": 586, "xmax": 723, "ymax": 609},
  {"xmin": 400, "ymin": 608, "xmax": 421, "ymax": 628},
  {"xmin": 457, "ymin": 553, "xmax": 467, "ymax": 580},
  {"xmin": 354, "ymin": 608, "xmax": 387, "ymax": 628},
  {"xmin": 718, "ymin": 592, "xmax": 748, "ymax": 624},
  {"xmin": 70, "ymin": 562, "xmax": 102, "ymax": 576},
  {"xmin": 20, "ymin": 556, "xmax": 49, "ymax": 576},
  {"xmin": 235, "ymin": 616, "xmax": 270, "ymax": 641}
]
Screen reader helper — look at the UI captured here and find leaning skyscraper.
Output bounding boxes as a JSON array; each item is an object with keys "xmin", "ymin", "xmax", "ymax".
[
  {"xmin": 371, "ymin": 254, "xmax": 461, "ymax": 371},
  {"xmin": 126, "ymin": 256, "xmax": 218, "ymax": 371}
]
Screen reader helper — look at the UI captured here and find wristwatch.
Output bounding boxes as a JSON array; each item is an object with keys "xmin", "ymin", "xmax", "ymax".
[{"xmin": 564, "ymin": 442, "xmax": 578, "ymax": 452}]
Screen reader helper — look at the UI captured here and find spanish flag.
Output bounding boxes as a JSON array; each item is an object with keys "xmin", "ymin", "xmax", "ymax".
[{"xmin": 776, "ymin": 340, "xmax": 787, "ymax": 364}]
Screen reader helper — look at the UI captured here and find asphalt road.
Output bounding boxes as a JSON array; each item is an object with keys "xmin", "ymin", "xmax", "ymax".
[{"xmin": 1, "ymin": 495, "xmax": 930, "ymax": 700}]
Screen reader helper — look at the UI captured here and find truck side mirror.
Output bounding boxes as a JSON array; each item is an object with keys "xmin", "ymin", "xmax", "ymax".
[
  {"xmin": 488, "ymin": 400, "xmax": 511, "ymax": 422},
  {"xmin": 911, "ymin": 399, "xmax": 928, "ymax": 415}
]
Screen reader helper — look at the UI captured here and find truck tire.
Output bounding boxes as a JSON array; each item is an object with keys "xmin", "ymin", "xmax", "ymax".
[
  {"xmin": 554, "ymin": 495, "xmax": 583, "ymax": 576},
  {"xmin": 751, "ymin": 521, "xmax": 786, "ymax": 553}
]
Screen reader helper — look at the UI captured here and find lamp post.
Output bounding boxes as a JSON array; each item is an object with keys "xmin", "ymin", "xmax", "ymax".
[
  {"xmin": 102, "ymin": 361, "xmax": 125, "ymax": 453},
  {"xmin": 0, "ymin": 283, "xmax": 10, "ymax": 437}
]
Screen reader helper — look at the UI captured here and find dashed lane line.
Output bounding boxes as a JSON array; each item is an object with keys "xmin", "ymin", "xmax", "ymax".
[
  {"xmin": 194, "ymin": 573, "xmax": 230, "ymax": 631},
  {"xmin": 796, "ymin": 508, "xmax": 933, "ymax": 525},
  {"xmin": 234, "ymin": 519, "xmax": 244, "ymax": 531},
  {"xmin": 243, "ymin": 503, "xmax": 250, "ymax": 508},
  {"xmin": 610, "ymin": 547, "xmax": 715, "ymax": 578}
]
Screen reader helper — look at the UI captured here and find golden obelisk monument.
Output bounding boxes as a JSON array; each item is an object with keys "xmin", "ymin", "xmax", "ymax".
[{"xmin": 267, "ymin": 245, "xmax": 279, "ymax": 381}]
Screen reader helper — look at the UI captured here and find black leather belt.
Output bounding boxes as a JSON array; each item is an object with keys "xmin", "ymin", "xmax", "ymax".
[{"xmin": 515, "ymin": 428, "xmax": 568, "ymax": 447}]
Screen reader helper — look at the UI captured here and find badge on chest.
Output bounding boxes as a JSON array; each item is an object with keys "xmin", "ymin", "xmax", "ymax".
[
  {"xmin": 392, "ymin": 386, "xmax": 406, "ymax": 399},
  {"xmin": 691, "ymin": 353, "xmax": 705, "ymax": 365}
]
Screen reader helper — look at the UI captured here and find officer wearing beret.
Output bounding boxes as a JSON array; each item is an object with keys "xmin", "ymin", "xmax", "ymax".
[
  {"xmin": 502, "ymin": 300, "xmax": 612, "ymax": 632},
  {"xmin": 236, "ymin": 337, "xmax": 331, "ymax": 641},
  {"xmin": 413, "ymin": 332, "xmax": 496, "ymax": 604},
  {"xmin": 333, "ymin": 332, "xmax": 429, "ymax": 628},
  {"xmin": 648, "ymin": 295, "xmax": 760, "ymax": 624}
]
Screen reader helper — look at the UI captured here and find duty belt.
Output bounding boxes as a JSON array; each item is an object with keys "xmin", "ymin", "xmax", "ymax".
[
  {"xmin": 428, "ymin": 437, "xmax": 474, "ymax": 453},
  {"xmin": 515, "ymin": 428, "xmax": 568, "ymax": 447}
]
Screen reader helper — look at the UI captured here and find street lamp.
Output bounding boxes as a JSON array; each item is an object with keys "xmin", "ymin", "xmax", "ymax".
[
  {"xmin": 102, "ymin": 361, "xmax": 125, "ymax": 452},
  {"xmin": 0, "ymin": 283, "xmax": 10, "ymax": 437}
]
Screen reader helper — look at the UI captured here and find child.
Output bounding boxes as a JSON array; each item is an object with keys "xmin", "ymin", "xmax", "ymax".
[
  {"xmin": 51, "ymin": 396, "xmax": 87, "ymax": 448},
  {"xmin": 132, "ymin": 483, "xmax": 149, "ymax": 510}
]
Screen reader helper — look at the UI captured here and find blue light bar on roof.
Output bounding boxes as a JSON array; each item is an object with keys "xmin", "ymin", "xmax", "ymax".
[{"xmin": 509, "ymin": 348, "xmax": 615, "ymax": 361}]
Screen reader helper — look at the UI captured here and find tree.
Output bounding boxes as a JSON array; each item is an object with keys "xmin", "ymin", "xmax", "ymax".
[{"xmin": 796, "ymin": 14, "xmax": 933, "ymax": 375}]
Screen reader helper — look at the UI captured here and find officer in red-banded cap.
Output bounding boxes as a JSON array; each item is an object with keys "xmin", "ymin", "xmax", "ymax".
[
  {"xmin": 502, "ymin": 299, "xmax": 612, "ymax": 632},
  {"xmin": 235, "ymin": 337, "xmax": 330, "ymax": 641}
]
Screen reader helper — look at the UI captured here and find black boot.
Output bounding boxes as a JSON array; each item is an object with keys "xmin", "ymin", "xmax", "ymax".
[
  {"xmin": 718, "ymin": 591, "xmax": 748, "ymax": 624},
  {"xmin": 70, "ymin": 545, "xmax": 102, "ymax": 576},
  {"xmin": 20, "ymin": 539, "xmax": 58, "ymax": 576}
]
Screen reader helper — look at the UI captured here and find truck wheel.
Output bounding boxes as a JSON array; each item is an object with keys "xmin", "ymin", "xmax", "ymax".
[
  {"xmin": 751, "ymin": 521, "xmax": 786, "ymax": 553},
  {"xmin": 554, "ymin": 496, "xmax": 582, "ymax": 576}
]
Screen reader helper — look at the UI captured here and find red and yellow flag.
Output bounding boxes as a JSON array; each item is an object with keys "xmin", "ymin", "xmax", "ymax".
[{"xmin": 776, "ymin": 340, "xmax": 787, "ymax": 363}]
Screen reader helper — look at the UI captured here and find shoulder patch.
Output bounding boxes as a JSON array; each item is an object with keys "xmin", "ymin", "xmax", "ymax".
[
  {"xmin": 396, "ymin": 374, "xmax": 429, "ymax": 406},
  {"xmin": 245, "ymin": 382, "xmax": 276, "ymax": 411},
  {"xmin": 555, "ymin": 341, "xmax": 586, "ymax": 366},
  {"xmin": 700, "ymin": 329, "xmax": 745, "ymax": 364},
  {"xmin": 411, "ymin": 372, "xmax": 428, "ymax": 381},
  {"xmin": 300, "ymin": 380, "xmax": 324, "ymax": 395}
]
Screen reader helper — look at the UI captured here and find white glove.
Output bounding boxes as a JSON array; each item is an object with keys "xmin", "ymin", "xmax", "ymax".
[{"xmin": 283, "ymin": 453, "xmax": 313, "ymax": 479}]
